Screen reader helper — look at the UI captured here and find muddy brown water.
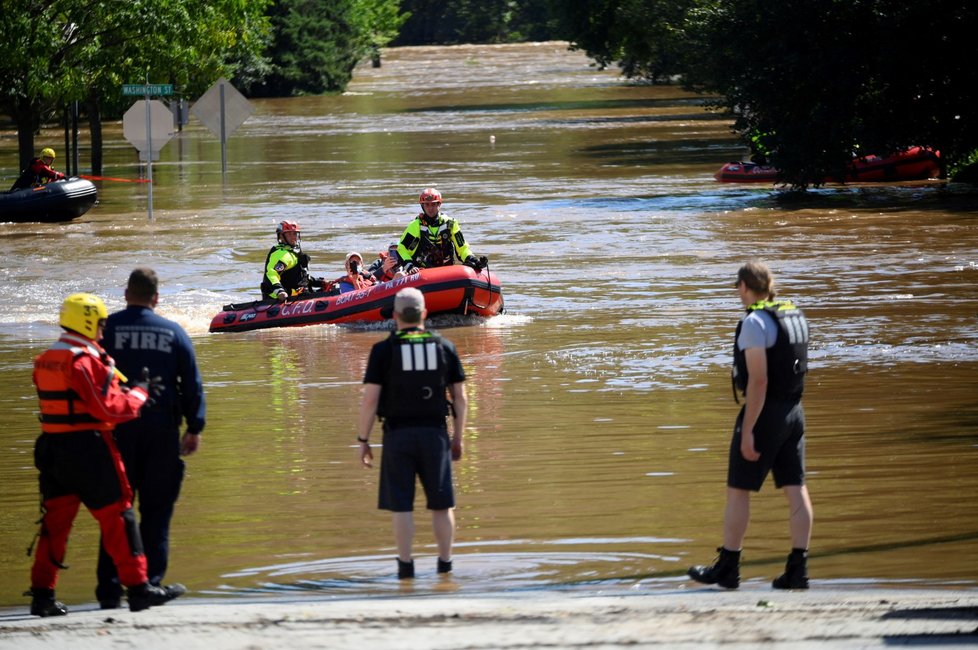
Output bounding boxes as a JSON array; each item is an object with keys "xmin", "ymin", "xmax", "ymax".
[{"xmin": 1, "ymin": 43, "xmax": 976, "ymax": 608}]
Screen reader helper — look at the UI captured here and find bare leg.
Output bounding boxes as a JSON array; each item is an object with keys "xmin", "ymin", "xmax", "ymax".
[
  {"xmin": 392, "ymin": 512, "xmax": 415, "ymax": 562},
  {"xmin": 432, "ymin": 508, "xmax": 455, "ymax": 560},
  {"xmin": 722, "ymin": 487, "xmax": 752, "ymax": 550},
  {"xmin": 783, "ymin": 485, "xmax": 813, "ymax": 549}
]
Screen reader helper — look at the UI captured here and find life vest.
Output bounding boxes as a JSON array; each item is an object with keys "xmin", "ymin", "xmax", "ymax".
[
  {"xmin": 34, "ymin": 336, "xmax": 118, "ymax": 433},
  {"xmin": 405, "ymin": 215, "xmax": 462, "ymax": 268},
  {"xmin": 732, "ymin": 300, "xmax": 809, "ymax": 402},
  {"xmin": 260, "ymin": 245, "xmax": 310, "ymax": 296},
  {"xmin": 378, "ymin": 329, "xmax": 451, "ymax": 422},
  {"xmin": 11, "ymin": 158, "xmax": 52, "ymax": 191}
]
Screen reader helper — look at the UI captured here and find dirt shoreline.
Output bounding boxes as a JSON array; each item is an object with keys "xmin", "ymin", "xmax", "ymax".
[{"xmin": 1, "ymin": 585, "xmax": 977, "ymax": 649}]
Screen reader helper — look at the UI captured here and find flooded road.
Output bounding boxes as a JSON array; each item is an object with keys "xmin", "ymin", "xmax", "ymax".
[{"xmin": 1, "ymin": 43, "xmax": 976, "ymax": 608}]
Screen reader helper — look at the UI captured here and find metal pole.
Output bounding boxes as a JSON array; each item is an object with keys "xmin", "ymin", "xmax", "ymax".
[
  {"xmin": 63, "ymin": 107, "xmax": 71, "ymax": 177},
  {"xmin": 145, "ymin": 93, "xmax": 154, "ymax": 221},
  {"xmin": 219, "ymin": 82, "xmax": 227, "ymax": 174},
  {"xmin": 71, "ymin": 101, "xmax": 79, "ymax": 177}
]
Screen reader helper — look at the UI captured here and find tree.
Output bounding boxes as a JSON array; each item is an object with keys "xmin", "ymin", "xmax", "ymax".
[
  {"xmin": 0, "ymin": 0, "xmax": 271, "ymax": 173},
  {"xmin": 248, "ymin": 0, "xmax": 406, "ymax": 97},
  {"xmin": 551, "ymin": 0, "xmax": 693, "ymax": 81},
  {"xmin": 683, "ymin": 0, "xmax": 978, "ymax": 186}
]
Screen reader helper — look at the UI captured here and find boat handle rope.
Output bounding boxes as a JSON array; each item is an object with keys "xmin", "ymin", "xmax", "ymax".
[{"xmin": 466, "ymin": 258, "xmax": 495, "ymax": 311}]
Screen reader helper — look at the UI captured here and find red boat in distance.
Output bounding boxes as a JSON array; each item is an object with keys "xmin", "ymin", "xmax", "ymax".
[{"xmin": 714, "ymin": 146, "xmax": 941, "ymax": 183}]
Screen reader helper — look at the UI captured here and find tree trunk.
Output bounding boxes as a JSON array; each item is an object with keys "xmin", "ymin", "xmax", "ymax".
[
  {"xmin": 14, "ymin": 98, "xmax": 36, "ymax": 171},
  {"xmin": 86, "ymin": 94, "xmax": 103, "ymax": 175}
]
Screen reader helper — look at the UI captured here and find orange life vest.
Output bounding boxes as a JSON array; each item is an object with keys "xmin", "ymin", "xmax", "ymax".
[{"xmin": 34, "ymin": 335, "xmax": 116, "ymax": 434}]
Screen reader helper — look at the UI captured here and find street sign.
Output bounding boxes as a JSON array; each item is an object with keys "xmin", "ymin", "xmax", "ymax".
[
  {"xmin": 191, "ymin": 78, "xmax": 253, "ymax": 139},
  {"xmin": 123, "ymin": 100, "xmax": 174, "ymax": 157},
  {"xmin": 122, "ymin": 99, "xmax": 176, "ymax": 221},
  {"xmin": 191, "ymin": 78, "xmax": 254, "ymax": 172},
  {"xmin": 122, "ymin": 84, "xmax": 174, "ymax": 96}
]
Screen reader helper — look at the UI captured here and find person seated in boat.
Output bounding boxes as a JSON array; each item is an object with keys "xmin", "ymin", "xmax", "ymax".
[
  {"xmin": 10, "ymin": 147, "xmax": 66, "ymax": 191},
  {"xmin": 365, "ymin": 243, "xmax": 420, "ymax": 283},
  {"xmin": 260, "ymin": 220, "xmax": 333, "ymax": 301},
  {"xmin": 396, "ymin": 188, "xmax": 488, "ymax": 271},
  {"xmin": 335, "ymin": 252, "xmax": 378, "ymax": 293}
]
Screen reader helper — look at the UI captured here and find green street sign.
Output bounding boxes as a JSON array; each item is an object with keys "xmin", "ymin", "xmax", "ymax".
[{"xmin": 122, "ymin": 84, "xmax": 174, "ymax": 96}]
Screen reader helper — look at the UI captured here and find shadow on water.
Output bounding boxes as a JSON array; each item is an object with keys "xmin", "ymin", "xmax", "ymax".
[
  {"xmin": 766, "ymin": 183, "xmax": 978, "ymax": 212},
  {"xmin": 579, "ymin": 137, "xmax": 745, "ymax": 166}
]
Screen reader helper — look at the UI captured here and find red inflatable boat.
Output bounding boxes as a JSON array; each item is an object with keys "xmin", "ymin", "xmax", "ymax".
[
  {"xmin": 209, "ymin": 264, "xmax": 504, "ymax": 333},
  {"xmin": 715, "ymin": 146, "xmax": 941, "ymax": 183}
]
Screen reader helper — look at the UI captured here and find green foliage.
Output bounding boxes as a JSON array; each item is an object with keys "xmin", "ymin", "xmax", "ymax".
[
  {"xmin": 552, "ymin": 0, "xmax": 694, "ymax": 81},
  {"xmin": 683, "ymin": 0, "xmax": 978, "ymax": 187},
  {"xmin": 0, "ymin": 0, "xmax": 271, "ymax": 163},
  {"xmin": 250, "ymin": 0, "xmax": 406, "ymax": 97}
]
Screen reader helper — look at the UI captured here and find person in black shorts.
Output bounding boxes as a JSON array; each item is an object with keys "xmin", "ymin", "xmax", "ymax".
[
  {"xmin": 688, "ymin": 260, "xmax": 813, "ymax": 590},
  {"xmin": 357, "ymin": 287, "xmax": 468, "ymax": 579}
]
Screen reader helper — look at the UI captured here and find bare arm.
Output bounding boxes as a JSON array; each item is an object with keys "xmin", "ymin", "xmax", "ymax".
[
  {"xmin": 357, "ymin": 383, "xmax": 382, "ymax": 467},
  {"xmin": 739, "ymin": 346, "xmax": 767, "ymax": 461},
  {"xmin": 448, "ymin": 381, "xmax": 467, "ymax": 460}
]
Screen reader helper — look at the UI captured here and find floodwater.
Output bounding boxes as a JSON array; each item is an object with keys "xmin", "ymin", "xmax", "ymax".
[{"xmin": 1, "ymin": 43, "xmax": 976, "ymax": 609}]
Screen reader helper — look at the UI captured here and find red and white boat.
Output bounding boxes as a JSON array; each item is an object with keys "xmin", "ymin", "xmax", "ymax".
[
  {"xmin": 209, "ymin": 265, "xmax": 503, "ymax": 333},
  {"xmin": 714, "ymin": 146, "xmax": 941, "ymax": 183}
]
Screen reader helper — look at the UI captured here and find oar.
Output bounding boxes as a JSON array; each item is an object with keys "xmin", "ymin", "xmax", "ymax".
[{"xmin": 79, "ymin": 174, "xmax": 151, "ymax": 183}]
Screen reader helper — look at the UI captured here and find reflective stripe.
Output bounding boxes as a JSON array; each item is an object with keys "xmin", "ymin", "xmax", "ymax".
[
  {"xmin": 783, "ymin": 312, "xmax": 809, "ymax": 344},
  {"xmin": 40, "ymin": 413, "xmax": 101, "ymax": 424},
  {"xmin": 401, "ymin": 342, "xmax": 439, "ymax": 371}
]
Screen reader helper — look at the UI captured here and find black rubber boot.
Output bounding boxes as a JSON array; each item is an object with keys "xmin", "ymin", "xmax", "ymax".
[
  {"xmin": 772, "ymin": 549, "xmax": 809, "ymax": 590},
  {"xmin": 127, "ymin": 582, "xmax": 186, "ymax": 612},
  {"xmin": 687, "ymin": 547, "xmax": 741, "ymax": 589},
  {"xmin": 29, "ymin": 588, "xmax": 68, "ymax": 617},
  {"xmin": 397, "ymin": 559, "xmax": 415, "ymax": 579},
  {"xmin": 437, "ymin": 558, "xmax": 453, "ymax": 574}
]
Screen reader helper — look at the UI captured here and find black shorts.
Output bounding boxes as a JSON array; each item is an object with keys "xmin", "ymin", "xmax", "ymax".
[
  {"xmin": 378, "ymin": 425, "xmax": 454, "ymax": 512},
  {"xmin": 727, "ymin": 400, "xmax": 806, "ymax": 492}
]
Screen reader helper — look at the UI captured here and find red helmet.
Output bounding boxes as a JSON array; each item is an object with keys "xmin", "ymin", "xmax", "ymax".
[
  {"xmin": 277, "ymin": 220, "xmax": 300, "ymax": 234},
  {"xmin": 419, "ymin": 188, "xmax": 442, "ymax": 205}
]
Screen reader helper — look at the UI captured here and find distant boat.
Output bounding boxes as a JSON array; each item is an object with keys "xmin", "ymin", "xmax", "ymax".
[
  {"xmin": 0, "ymin": 178, "xmax": 98, "ymax": 222},
  {"xmin": 209, "ymin": 265, "xmax": 504, "ymax": 333},
  {"xmin": 715, "ymin": 146, "xmax": 941, "ymax": 183}
]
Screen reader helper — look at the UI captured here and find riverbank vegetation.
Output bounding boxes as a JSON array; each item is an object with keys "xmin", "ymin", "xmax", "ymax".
[{"xmin": 2, "ymin": 0, "xmax": 975, "ymax": 186}]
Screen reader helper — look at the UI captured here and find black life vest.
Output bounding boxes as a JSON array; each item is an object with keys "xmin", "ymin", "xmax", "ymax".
[
  {"xmin": 732, "ymin": 300, "xmax": 809, "ymax": 402},
  {"xmin": 11, "ymin": 158, "xmax": 46, "ymax": 190},
  {"xmin": 378, "ymin": 329, "xmax": 451, "ymax": 422},
  {"xmin": 414, "ymin": 215, "xmax": 459, "ymax": 268}
]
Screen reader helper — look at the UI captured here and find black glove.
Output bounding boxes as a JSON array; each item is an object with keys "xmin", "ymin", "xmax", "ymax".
[
  {"xmin": 132, "ymin": 367, "xmax": 165, "ymax": 407},
  {"xmin": 464, "ymin": 255, "xmax": 489, "ymax": 271}
]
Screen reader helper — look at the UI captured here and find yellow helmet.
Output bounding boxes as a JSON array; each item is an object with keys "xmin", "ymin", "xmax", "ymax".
[
  {"xmin": 40, "ymin": 147, "xmax": 56, "ymax": 160},
  {"xmin": 59, "ymin": 293, "xmax": 108, "ymax": 339}
]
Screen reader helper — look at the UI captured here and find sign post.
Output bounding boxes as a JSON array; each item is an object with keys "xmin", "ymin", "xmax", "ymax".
[
  {"xmin": 191, "ymin": 78, "xmax": 253, "ymax": 174},
  {"xmin": 122, "ymin": 83, "xmax": 175, "ymax": 219}
]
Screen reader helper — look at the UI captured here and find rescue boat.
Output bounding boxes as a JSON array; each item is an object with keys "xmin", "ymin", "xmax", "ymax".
[
  {"xmin": 0, "ymin": 177, "xmax": 98, "ymax": 222},
  {"xmin": 714, "ymin": 146, "xmax": 941, "ymax": 183},
  {"xmin": 209, "ymin": 264, "xmax": 504, "ymax": 333}
]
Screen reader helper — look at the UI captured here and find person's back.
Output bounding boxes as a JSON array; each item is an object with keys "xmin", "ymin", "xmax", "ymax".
[{"xmin": 104, "ymin": 305, "xmax": 204, "ymax": 434}]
